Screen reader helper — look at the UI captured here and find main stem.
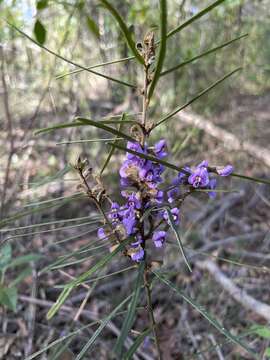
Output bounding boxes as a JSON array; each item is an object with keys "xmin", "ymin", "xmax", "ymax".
[
  {"xmin": 144, "ymin": 268, "xmax": 163, "ymax": 360},
  {"xmin": 141, "ymin": 65, "xmax": 149, "ymax": 144},
  {"xmin": 141, "ymin": 62, "xmax": 163, "ymax": 359}
]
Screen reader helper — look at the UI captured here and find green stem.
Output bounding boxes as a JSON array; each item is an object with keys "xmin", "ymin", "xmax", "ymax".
[{"xmin": 144, "ymin": 270, "xmax": 163, "ymax": 360}]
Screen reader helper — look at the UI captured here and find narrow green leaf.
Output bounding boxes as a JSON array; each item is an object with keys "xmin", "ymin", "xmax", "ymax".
[
  {"xmin": 99, "ymin": 0, "xmax": 144, "ymax": 64},
  {"xmin": 166, "ymin": 0, "xmax": 227, "ymax": 40},
  {"xmin": 100, "ymin": 113, "xmax": 126, "ymax": 174},
  {"xmin": 76, "ymin": 117, "xmax": 136, "ymax": 142},
  {"xmin": 0, "ymin": 286, "xmax": 17, "ymax": 312},
  {"xmin": 164, "ymin": 207, "xmax": 192, "ymax": 272},
  {"xmin": 34, "ymin": 121, "xmax": 92, "ymax": 135},
  {"xmin": 86, "ymin": 15, "xmax": 100, "ymax": 38},
  {"xmin": 23, "ymin": 192, "xmax": 83, "ymax": 208},
  {"xmin": 35, "ymin": 118, "xmax": 135, "ymax": 142},
  {"xmin": 161, "ymin": 34, "xmax": 248, "ymax": 77},
  {"xmin": 100, "ymin": 119, "xmax": 138, "ymax": 125},
  {"xmin": 114, "ymin": 261, "xmax": 145, "ymax": 357},
  {"xmin": 147, "ymin": 0, "xmax": 167, "ymax": 101},
  {"xmin": 230, "ymin": 172, "xmax": 270, "ymax": 186},
  {"xmin": 49, "ymin": 338, "xmax": 73, "ymax": 360},
  {"xmin": 41, "ymin": 237, "xmax": 107, "ymax": 273},
  {"xmin": 55, "ymin": 56, "xmax": 134, "ymax": 80},
  {"xmin": 7, "ymin": 21, "xmax": 136, "ymax": 88},
  {"xmin": 153, "ymin": 270, "xmax": 260, "ymax": 360},
  {"xmin": 56, "ymin": 138, "xmax": 123, "ymax": 145},
  {"xmin": 75, "ymin": 294, "xmax": 133, "ymax": 360},
  {"xmin": 0, "ymin": 193, "xmax": 81, "ymax": 229},
  {"xmin": 33, "ymin": 19, "xmax": 46, "ymax": 45},
  {"xmin": 110, "ymin": 143, "xmax": 190, "ymax": 175},
  {"xmin": 0, "ymin": 215, "xmax": 94, "ymax": 233},
  {"xmin": 46, "ymin": 286, "xmax": 73, "ymax": 320},
  {"xmin": 46, "ymin": 238, "xmax": 130, "ymax": 319},
  {"xmin": 155, "ymin": 67, "xmax": 242, "ymax": 128},
  {"xmin": 123, "ymin": 328, "xmax": 151, "ymax": 360},
  {"xmin": 30, "ymin": 164, "xmax": 71, "ymax": 188}
]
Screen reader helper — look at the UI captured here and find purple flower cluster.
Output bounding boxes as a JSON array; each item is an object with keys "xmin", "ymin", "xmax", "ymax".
[
  {"xmin": 97, "ymin": 139, "xmax": 233, "ymax": 262},
  {"xmin": 168, "ymin": 161, "xmax": 233, "ymax": 200}
]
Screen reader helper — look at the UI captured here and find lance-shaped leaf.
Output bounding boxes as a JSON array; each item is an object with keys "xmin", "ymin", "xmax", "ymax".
[
  {"xmin": 35, "ymin": 118, "xmax": 135, "ymax": 142},
  {"xmin": 166, "ymin": 0, "xmax": 228, "ymax": 40},
  {"xmin": 153, "ymin": 270, "xmax": 260, "ymax": 360},
  {"xmin": 47, "ymin": 238, "xmax": 130, "ymax": 319},
  {"xmin": 147, "ymin": 0, "xmax": 167, "ymax": 101},
  {"xmin": 7, "ymin": 21, "xmax": 136, "ymax": 88},
  {"xmin": 56, "ymin": 56, "xmax": 134, "ymax": 79},
  {"xmin": 123, "ymin": 328, "xmax": 152, "ymax": 360},
  {"xmin": 161, "ymin": 34, "xmax": 248, "ymax": 77},
  {"xmin": 75, "ymin": 293, "xmax": 133, "ymax": 360},
  {"xmin": 99, "ymin": 0, "xmax": 144, "ymax": 64},
  {"xmin": 164, "ymin": 207, "xmax": 192, "ymax": 272},
  {"xmin": 0, "ymin": 195, "xmax": 80, "ymax": 230},
  {"xmin": 114, "ymin": 261, "xmax": 145, "ymax": 357},
  {"xmin": 230, "ymin": 172, "xmax": 270, "ymax": 186},
  {"xmin": 155, "ymin": 67, "xmax": 242, "ymax": 128},
  {"xmin": 35, "ymin": 121, "xmax": 91, "ymax": 135},
  {"xmin": 110, "ymin": 142, "xmax": 190, "ymax": 175},
  {"xmin": 57, "ymin": 138, "xmax": 123, "ymax": 145},
  {"xmin": 76, "ymin": 117, "xmax": 136, "ymax": 142}
]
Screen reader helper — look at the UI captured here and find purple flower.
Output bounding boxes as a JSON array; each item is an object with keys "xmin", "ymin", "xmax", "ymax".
[
  {"xmin": 216, "ymin": 165, "xmax": 234, "ymax": 177},
  {"xmin": 197, "ymin": 160, "xmax": 209, "ymax": 168},
  {"xmin": 188, "ymin": 166, "xmax": 209, "ymax": 188},
  {"xmin": 167, "ymin": 187, "xmax": 180, "ymax": 203},
  {"xmin": 119, "ymin": 160, "xmax": 132, "ymax": 179},
  {"xmin": 152, "ymin": 230, "xmax": 166, "ymax": 248},
  {"xmin": 131, "ymin": 248, "xmax": 144, "ymax": 262},
  {"xmin": 108, "ymin": 202, "xmax": 121, "ymax": 223},
  {"xmin": 97, "ymin": 228, "xmax": 106, "ymax": 240},
  {"xmin": 208, "ymin": 178, "xmax": 217, "ymax": 199},
  {"xmin": 171, "ymin": 207, "xmax": 180, "ymax": 224},
  {"xmin": 173, "ymin": 166, "xmax": 191, "ymax": 186},
  {"xmin": 125, "ymin": 193, "xmax": 141, "ymax": 210},
  {"xmin": 154, "ymin": 139, "xmax": 167, "ymax": 158},
  {"xmin": 156, "ymin": 190, "xmax": 164, "ymax": 203},
  {"xmin": 131, "ymin": 235, "xmax": 143, "ymax": 247},
  {"xmin": 163, "ymin": 207, "xmax": 180, "ymax": 225},
  {"xmin": 126, "ymin": 141, "xmax": 143, "ymax": 160},
  {"xmin": 153, "ymin": 163, "xmax": 164, "ymax": 182},
  {"xmin": 122, "ymin": 209, "xmax": 137, "ymax": 235}
]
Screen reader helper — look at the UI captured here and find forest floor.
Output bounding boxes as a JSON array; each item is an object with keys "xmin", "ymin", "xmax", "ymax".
[{"xmin": 1, "ymin": 92, "xmax": 270, "ymax": 360}]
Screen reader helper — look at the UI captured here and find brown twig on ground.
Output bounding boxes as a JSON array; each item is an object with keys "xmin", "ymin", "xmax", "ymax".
[
  {"xmin": 178, "ymin": 111, "xmax": 270, "ymax": 168},
  {"xmin": 196, "ymin": 259, "xmax": 270, "ymax": 321},
  {"xmin": 200, "ymin": 190, "xmax": 245, "ymax": 239}
]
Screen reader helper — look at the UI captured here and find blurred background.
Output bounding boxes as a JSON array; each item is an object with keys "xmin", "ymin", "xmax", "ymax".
[{"xmin": 0, "ymin": 0, "xmax": 270, "ymax": 359}]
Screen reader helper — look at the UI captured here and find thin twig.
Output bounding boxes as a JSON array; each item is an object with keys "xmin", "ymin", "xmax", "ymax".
[
  {"xmin": 197, "ymin": 259, "xmax": 270, "ymax": 321},
  {"xmin": 0, "ymin": 46, "xmax": 14, "ymax": 219}
]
